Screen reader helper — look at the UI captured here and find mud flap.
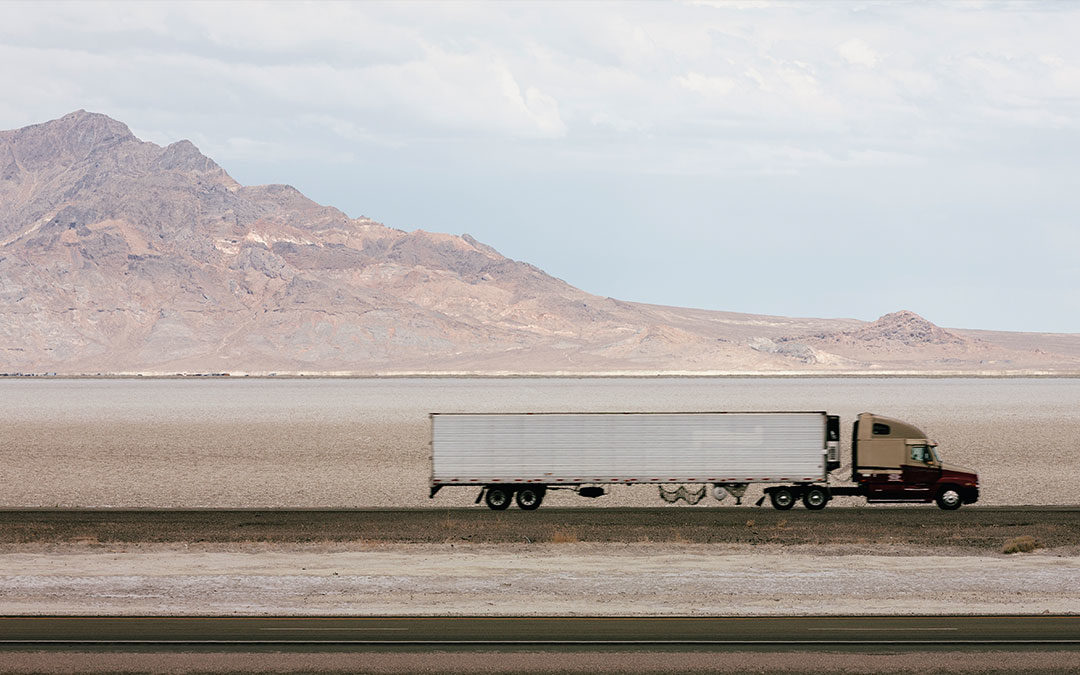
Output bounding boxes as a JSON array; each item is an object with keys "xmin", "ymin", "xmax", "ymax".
[
  {"xmin": 429, "ymin": 484, "xmax": 443, "ymax": 499},
  {"xmin": 475, "ymin": 487, "xmax": 486, "ymax": 504},
  {"xmin": 754, "ymin": 494, "xmax": 767, "ymax": 507}
]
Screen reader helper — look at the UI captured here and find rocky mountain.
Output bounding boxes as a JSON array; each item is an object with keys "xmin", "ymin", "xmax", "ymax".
[{"xmin": 1, "ymin": 111, "xmax": 1078, "ymax": 374}]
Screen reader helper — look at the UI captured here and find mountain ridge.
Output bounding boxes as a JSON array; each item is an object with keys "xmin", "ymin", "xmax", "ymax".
[{"xmin": 1, "ymin": 111, "xmax": 1078, "ymax": 375}]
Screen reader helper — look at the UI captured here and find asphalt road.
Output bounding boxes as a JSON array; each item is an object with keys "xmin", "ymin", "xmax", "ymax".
[
  {"xmin": 2, "ymin": 616, "xmax": 1078, "ymax": 650},
  {"xmin": 1, "ymin": 506, "xmax": 1078, "ymax": 549}
]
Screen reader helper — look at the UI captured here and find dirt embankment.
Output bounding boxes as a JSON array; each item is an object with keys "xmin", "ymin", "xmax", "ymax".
[{"xmin": 2, "ymin": 507, "xmax": 1078, "ymax": 554}]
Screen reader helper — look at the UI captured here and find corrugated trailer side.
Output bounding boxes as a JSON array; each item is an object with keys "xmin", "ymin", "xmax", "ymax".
[{"xmin": 431, "ymin": 411, "xmax": 827, "ymax": 487}]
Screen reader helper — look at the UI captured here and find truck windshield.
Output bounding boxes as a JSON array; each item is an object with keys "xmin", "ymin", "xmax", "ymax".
[{"xmin": 929, "ymin": 445, "xmax": 941, "ymax": 463}]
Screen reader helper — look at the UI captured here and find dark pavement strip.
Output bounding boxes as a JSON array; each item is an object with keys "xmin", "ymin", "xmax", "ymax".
[
  {"xmin": 1, "ymin": 616, "xmax": 1079, "ymax": 648},
  {"xmin": 1, "ymin": 507, "xmax": 1078, "ymax": 548}
]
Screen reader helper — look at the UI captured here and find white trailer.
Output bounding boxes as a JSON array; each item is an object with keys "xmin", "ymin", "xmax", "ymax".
[{"xmin": 429, "ymin": 411, "xmax": 841, "ymax": 510}]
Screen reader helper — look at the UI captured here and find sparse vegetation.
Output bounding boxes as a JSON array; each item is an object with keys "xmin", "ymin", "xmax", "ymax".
[
  {"xmin": 669, "ymin": 529, "xmax": 691, "ymax": 544},
  {"xmin": 550, "ymin": 528, "xmax": 580, "ymax": 543},
  {"xmin": 1002, "ymin": 535, "xmax": 1040, "ymax": 554}
]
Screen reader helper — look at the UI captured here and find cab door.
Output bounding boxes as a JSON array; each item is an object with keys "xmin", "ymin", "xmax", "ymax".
[
  {"xmin": 900, "ymin": 444, "xmax": 941, "ymax": 499},
  {"xmin": 861, "ymin": 470, "xmax": 908, "ymax": 501}
]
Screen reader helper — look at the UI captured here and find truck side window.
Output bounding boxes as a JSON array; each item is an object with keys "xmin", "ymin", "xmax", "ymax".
[
  {"xmin": 910, "ymin": 445, "xmax": 929, "ymax": 463},
  {"xmin": 872, "ymin": 423, "xmax": 891, "ymax": 435}
]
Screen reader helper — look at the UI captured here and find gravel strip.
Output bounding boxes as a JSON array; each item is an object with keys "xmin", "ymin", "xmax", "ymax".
[{"xmin": 1, "ymin": 543, "xmax": 1077, "ymax": 617}]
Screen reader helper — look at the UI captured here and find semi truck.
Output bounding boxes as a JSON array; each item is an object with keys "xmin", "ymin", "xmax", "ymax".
[{"xmin": 428, "ymin": 411, "xmax": 979, "ymax": 511}]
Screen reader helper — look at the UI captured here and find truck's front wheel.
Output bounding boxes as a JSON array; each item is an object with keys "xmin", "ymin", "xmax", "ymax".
[
  {"xmin": 769, "ymin": 488, "xmax": 795, "ymax": 510},
  {"xmin": 515, "ymin": 486, "xmax": 545, "ymax": 510},
  {"xmin": 936, "ymin": 487, "xmax": 962, "ymax": 510},
  {"xmin": 484, "ymin": 486, "xmax": 513, "ymax": 510}
]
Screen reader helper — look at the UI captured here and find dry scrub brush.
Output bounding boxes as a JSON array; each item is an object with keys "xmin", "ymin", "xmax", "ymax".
[
  {"xmin": 1002, "ymin": 535, "xmax": 1040, "ymax": 554},
  {"xmin": 549, "ymin": 527, "xmax": 581, "ymax": 543}
]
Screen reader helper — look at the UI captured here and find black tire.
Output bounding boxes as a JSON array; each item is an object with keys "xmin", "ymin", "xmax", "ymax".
[
  {"xmin": 515, "ymin": 486, "xmax": 546, "ymax": 510},
  {"xmin": 769, "ymin": 488, "xmax": 795, "ymax": 510},
  {"xmin": 936, "ymin": 487, "xmax": 962, "ymax": 510},
  {"xmin": 802, "ymin": 487, "xmax": 828, "ymax": 510},
  {"xmin": 484, "ymin": 486, "xmax": 513, "ymax": 510}
]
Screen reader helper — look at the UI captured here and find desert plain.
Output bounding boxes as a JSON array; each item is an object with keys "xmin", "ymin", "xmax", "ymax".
[
  {"xmin": 0, "ymin": 377, "xmax": 1078, "ymax": 622},
  {"xmin": 2, "ymin": 376, "xmax": 1078, "ymax": 508}
]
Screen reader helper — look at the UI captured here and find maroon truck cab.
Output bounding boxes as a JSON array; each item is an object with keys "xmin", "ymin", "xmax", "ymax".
[{"xmin": 852, "ymin": 413, "xmax": 979, "ymax": 510}]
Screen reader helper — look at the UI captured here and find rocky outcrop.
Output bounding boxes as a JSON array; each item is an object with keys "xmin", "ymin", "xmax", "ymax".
[
  {"xmin": 782, "ymin": 310, "xmax": 1005, "ymax": 369},
  {"xmin": 805, "ymin": 311, "xmax": 976, "ymax": 350}
]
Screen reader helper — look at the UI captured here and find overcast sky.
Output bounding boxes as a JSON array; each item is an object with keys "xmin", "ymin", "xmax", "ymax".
[{"xmin": 2, "ymin": 1, "xmax": 1078, "ymax": 332}]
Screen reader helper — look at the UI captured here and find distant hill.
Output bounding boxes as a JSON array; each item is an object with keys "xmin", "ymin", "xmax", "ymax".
[{"xmin": 1, "ymin": 111, "xmax": 1078, "ymax": 375}]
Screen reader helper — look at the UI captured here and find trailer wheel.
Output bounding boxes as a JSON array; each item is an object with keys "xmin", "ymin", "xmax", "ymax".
[
  {"xmin": 802, "ymin": 487, "xmax": 828, "ymax": 510},
  {"xmin": 515, "ymin": 486, "xmax": 545, "ymax": 510},
  {"xmin": 936, "ymin": 487, "xmax": 962, "ymax": 510},
  {"xmin": 484, "ymin": 486, "xmax": 513, "ymax": 510},
  {"xmin": 769, "ymin": 488, "xmax": 795, "ymax": 510}
]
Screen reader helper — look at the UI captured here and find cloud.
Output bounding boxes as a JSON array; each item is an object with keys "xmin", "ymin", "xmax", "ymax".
[
  {"xmin": 837, "ymin": 38, "xmax": 879, "ymax": 68},
  {"xmin": 3, "ymin": 1, "xmax": 1079, "ymax": 169},
  {"xmin": 677, "ymin": 72, "xmax": 737, "ymax": 97},
  {"xmin": 492, "ymin": 59, "xmax": 567, "ymax": 138}
]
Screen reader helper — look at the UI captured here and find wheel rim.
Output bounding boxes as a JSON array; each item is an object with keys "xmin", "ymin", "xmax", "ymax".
[
  {"xmin": 941, "ymin": 490, "xmax": 959, "ymax": 506},
  {"xmin": 489, "ymin": 490, "xmax": 507, "ymax": 506},
  {"xmin": 519, "ymin": 490, "xmax": 537, "ymax": 506},
  {"xmin": 775, "ymin": 492, "xmax": 792, "ymax": 506},
  {"xmin": 807, "ymin": 491, "xmax": 824, "ymax": 506}
]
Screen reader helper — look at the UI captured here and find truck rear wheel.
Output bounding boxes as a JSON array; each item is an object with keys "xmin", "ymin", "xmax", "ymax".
[
  {"xmin": 936, "ymin": 487, "xmax": 962, "ymax": 510},
  {"xmin": 802, "ymin": 487, "xmax": 828, "ymax": 510},
  {"xmin": 769, "ymin": 488, "xmax": 795, "ymax": 510},
  {"xmin": 515, "ymin": 486, "xmax": 545, "ymax": 510},
  {"xmin": 484, "ymin": 486, "xmax": 513, "ymax": 510}
]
